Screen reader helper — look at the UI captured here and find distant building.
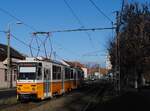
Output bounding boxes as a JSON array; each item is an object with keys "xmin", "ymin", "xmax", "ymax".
[
  {"xmin": 0, "ymin": 44, "xmax": 25, "ymax": 88},
  {"xmin": 61, "ymin": 60, "xmax": 88, "ymax": 79},
  {"xmin": 87, "ymin": 67, "xmax": 108, "ymax": 79},
  {"xmin": 106, "ymin": 54, "xmax": 112, "ymax": 70}
]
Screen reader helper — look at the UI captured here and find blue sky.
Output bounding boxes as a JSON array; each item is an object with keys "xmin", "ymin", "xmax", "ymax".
[{"xmin": 0, "ymin": 0, "xmax": 149, "ymax": 67}]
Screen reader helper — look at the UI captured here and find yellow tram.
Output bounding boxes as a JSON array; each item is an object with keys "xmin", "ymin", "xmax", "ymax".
[{"xmin": 16, "ymin": 57, "xmax": 84, "ymax": 101}]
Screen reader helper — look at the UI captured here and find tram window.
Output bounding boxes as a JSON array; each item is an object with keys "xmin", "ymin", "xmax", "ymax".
[
  {"xmin": 44, "ymin": 68, "xmax": 46, "ymax": 79},
  {"xmin": 57, "ymin": 72, "xmax": 61, "ymax": 79},
  {"xmin": 77, "ymin": 70, "xmax": 83, "ymax": 79},
  {"xmin": 65, "ymin": 68, "xmax": 70, "ymax": 79},
  {"xmin": 78, "ymin": 71, "xmax": 81, "ymax": 79},
  {"xmin": 70, "ymin": 70, "xmax": 73, "ymax": 79},
  {"xmin": 53, "ymin": 65, "xmax": 61, "ymax": 80},
  {"xmin": 47, "ymin": 69, "xmax": 50, "ymax": 79},
  {"xmin": 18, "ymin": 73, "xmax": 36, "ymax": 80},
  {"xmin": 44, "ymin": 68, "xmax": 50, "ymax": 80},
  {"xmin": 74, "ymin": 72, "xmax": 76, "ymax": 79},
  {"xmin": 39, "ymin": 63, "xmax": 42, "ymax": 66},
  {"xmin": 37, "ymin": 67, "xmax": 42, "ymax": 80}
]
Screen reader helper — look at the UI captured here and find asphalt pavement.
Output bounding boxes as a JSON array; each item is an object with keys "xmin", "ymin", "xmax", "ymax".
[{"xmin": 0, "ymin": 88, "xmax": 16, "ymax": 99}]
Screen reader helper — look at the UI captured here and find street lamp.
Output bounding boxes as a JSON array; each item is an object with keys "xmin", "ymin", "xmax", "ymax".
[{"xmin": 6, "ymin": 21, "xmax": 22, "ymax": 88}]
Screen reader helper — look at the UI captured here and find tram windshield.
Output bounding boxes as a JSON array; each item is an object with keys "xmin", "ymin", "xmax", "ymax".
[{"xmin": 18, "ymin": 67, "xmax": 36, "ymax": 80}]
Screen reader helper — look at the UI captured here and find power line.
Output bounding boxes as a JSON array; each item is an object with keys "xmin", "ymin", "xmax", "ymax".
[
  {"xmin": 32, "ymin": 26, "xmax": 114, "ymax": 57},
  {"xmin": 48, "ymin": 36, "xmax": 53, "ymax": 58},
  {"xmin": 0, "ymin": 30, "xmax": 6, "ymax": 33},
  {"xmin": 82, "ymin": 49, "xmax": 101, "ymax": 55},
  {"xmin": 33, "ymin": 27, "xmax": 115, "ymax": 34},
  {"xmin": 31, "ymin": 32, "xmax": 54, "ymax": 58},
  {"xmin": 0, "ymin": 31, "xmax": 40, "ymax": 54},
  {"xmin": 89, "ymin": 0, "xmax": 113, "ymax": 23},
  {"xmin": 63, "ymin": 0, "xmax": 84, "ymax": 27},
  {"xmin": 54, "ymin": 41, "xmax": 80, "ymax": 56},
  {"xmin": 88, "ymin": 0, "xmax": 114, "ymax": 51},
  {"xmin": 0, "ymin": 7, "xmax": 37, "ymax": 31},
  {"xmin": 0, "ymin": 7, "xmax": 53, "ymax": 57},
  {"xmin": 50, "ymin": 27, "xmax": 115, "ymax": 33},
  {"xmin": 11, "ymin": 33, "xmax": 56, "ymax": 59},
  {"xmin": 10, "ymin": 33, "xmax": 45, "ymax": 53},
  {"xmin": 63, "ymin": 0, "xmax": 95, "ymax": 48}
]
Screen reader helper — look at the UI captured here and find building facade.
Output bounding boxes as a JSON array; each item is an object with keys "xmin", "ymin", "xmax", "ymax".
[
  {"xmin": 106, "ymin": 54, "xmax": 112, "ymax": 70},
  {"xmin": 0, "ymin": 44, "xmax": 25, "ymax": 88}
]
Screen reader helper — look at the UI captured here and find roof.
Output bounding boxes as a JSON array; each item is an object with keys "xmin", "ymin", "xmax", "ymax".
[
  {"xmin": 63, "ymin": 60, "xmax": 85, "ymax": 68},
  {"xmin": 0, "ymin": 44, "xmax": 25, "ymax": 61},
  {"xmin": 87, "ymin": 67, "xmax": 108, "ymax": 75}
]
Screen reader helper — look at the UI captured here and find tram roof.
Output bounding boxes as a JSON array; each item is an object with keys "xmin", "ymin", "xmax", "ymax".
[{"xmin": 18, "ymin": 57, "xmax": 67, "ymax": 66}]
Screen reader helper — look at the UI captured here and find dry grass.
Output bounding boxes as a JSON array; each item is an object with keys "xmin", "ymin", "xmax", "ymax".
[{"xmin": 0, "ymin": 97, "xmax": 17, "ymax": 106}]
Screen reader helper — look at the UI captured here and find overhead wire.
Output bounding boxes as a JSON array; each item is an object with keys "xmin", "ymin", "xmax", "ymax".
[
  {"xmin": 55, "ymin": 42, "xmax": 80, "ymax": 57},
  {"xmin": 0, "ymin": 30, "xmax": 6, "ymax": 33},
  {"xmin": 0, "ymin": 5, "xmax": 114, "ymax": 61},
  {"xmin": 35, "ymin": 37, "xmax": 40, "ymax": 57},
  {"xmin": 88, "ymin": 0, "xmax": 113, "ymax": 23},
  {"xmin": 12, "ymin": 32, "xmax": 61, "ymax": 60},
  {"xmin": 63, "ymin": 0, "xmax": 95, "ymax": 48},
  {"xmin": 0, "ymin": 6, "xmax": 73, "ymax": 60},
  {"xmin": 48, "ymin": 36, "xmax": 53, "ymax": 58},
  {"xmin": 89, "ymin": 0, "xmax": 114, "ymax": 39},
  {"xmin": 88, "ymin": 0, "xmax": 115, "ymax": 60},
  {"xmin": 29, "ymin": 36, "xmax": 34, "ymax": 57},
  {"xmin": 0, "ymin": 7, "xmax": 54, "ymax": 57},
  {"xmin": 88, "ymin": 0, "xmax": 114, "ymax": 38},
  {"xmin": 32, "ymin": 33, "xmax": 53, "ymax": 58},
  {"xmin": 50, "ymin": 27, "xmax": 115, "ymax": 33},
  {"xmin": 63, "ymin": 0, "xmax": 83, "ymax": 27},
  {"xmin": 10, "ymin": 33, "xmax": 45, "ymax": 53},
  {"xmin": 0, "ymin": 7, "xmax": 38, "ymax": 31}
]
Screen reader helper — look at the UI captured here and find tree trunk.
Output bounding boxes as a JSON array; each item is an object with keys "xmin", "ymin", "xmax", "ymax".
[
  {"xmin": 137, "ymin": 71, "xmax": 142, "ymax": 91},
  {"xmin": 134, "ymin": 79, "xmax": 138, "ymax": 89}
]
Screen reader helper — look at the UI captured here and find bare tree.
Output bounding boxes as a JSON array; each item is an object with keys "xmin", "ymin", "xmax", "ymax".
[{"xmin": 108, "ymin": 2, "xmax": 150, "ymax": 90}]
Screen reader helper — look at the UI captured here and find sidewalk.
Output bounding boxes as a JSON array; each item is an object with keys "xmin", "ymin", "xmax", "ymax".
[
  {"xmin": 0, "ymin": 87, "xmax": 16, "ymax": 92},
  {"xmin": 0, "ymin": 87, "xmax": 16, "ymax": 99}
]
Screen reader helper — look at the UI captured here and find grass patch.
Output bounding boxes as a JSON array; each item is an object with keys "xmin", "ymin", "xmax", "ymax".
[
  {"xmin": 0, "ymin": 97, "xmax": 17, "ymax": 107},
  {"xmin": 102, "ymin": 95, "xmax": 114, "ymax": 103}
]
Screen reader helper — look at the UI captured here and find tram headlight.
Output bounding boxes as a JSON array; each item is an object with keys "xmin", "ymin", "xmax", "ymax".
[
  {"xmin": 17, "ymin": 87, "xmax": 21, "ymax": 90},
  {"xmin": 32, "ymin": 87, "xmax": 35, "ymax": 91},
  {"xmin": 31, "ymin": 85, "xmax": 36, "ymax": 91}
]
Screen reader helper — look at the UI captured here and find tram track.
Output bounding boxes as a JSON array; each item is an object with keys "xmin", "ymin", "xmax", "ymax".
[
  {"xmin": 1, "ymin": 80, "xmax": 109, "ymax": 111},
  {"xmin": 81, "ymin": 83, "xmax": 109, "ymax": 111},
  {"xmin": 0, "ymin": 88, "xmax": 79, "ymax": 111},
  {"xmin": 53, "ymin": 80, "xmax": 107, "ymax": 111}
]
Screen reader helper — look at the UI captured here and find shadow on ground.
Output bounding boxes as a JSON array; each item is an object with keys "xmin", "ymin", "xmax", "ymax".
[{"xmin": 93, "ymin": 90, "xmax": 150, "ymax": 111}]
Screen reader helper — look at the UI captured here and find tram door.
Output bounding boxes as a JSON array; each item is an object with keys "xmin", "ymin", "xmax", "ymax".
[
  {"xmin": 44, "ymin": 68, "xmax": 50, "ymax": 97},
  {"xmin": 73, "ymin": 70, "xmax": 77, "ymax": 88},
  {"xmin": 62, "ymin": 68, "xmax": 65, "ymax": 93}
]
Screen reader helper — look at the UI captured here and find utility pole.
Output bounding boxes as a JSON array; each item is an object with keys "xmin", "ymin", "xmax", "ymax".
[
  {"xmin": 114, "ymin": 0, "xmax": 125, "ymax": 94},
  {"xmin": 7, "ymin": 24, "xmax": 12, "ymax": 88},
  {"xmin": 6, "ymin": 22, "xmax": 22, "ymax": 88},
  {"xmin": 99, "ymin": 63, "xmax": 100, "ymax": 79},
  {"xmin": 115, "ymin": 11, "xmax": 120, "ymax": 94}
]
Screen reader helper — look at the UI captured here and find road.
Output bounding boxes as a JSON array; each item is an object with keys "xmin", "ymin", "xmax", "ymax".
[
  {"xmin": 0, "ymin": 80, "xmax": 112, "ymax": 111},
  {"xmin": 0, "ymin": 88, "xmax": 16, "ymax": 99}
]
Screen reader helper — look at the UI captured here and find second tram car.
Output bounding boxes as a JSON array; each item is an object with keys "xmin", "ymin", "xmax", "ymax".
[{"xmin": 17, "ymin": 57, "xmax": 83, "ymax": 101}]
